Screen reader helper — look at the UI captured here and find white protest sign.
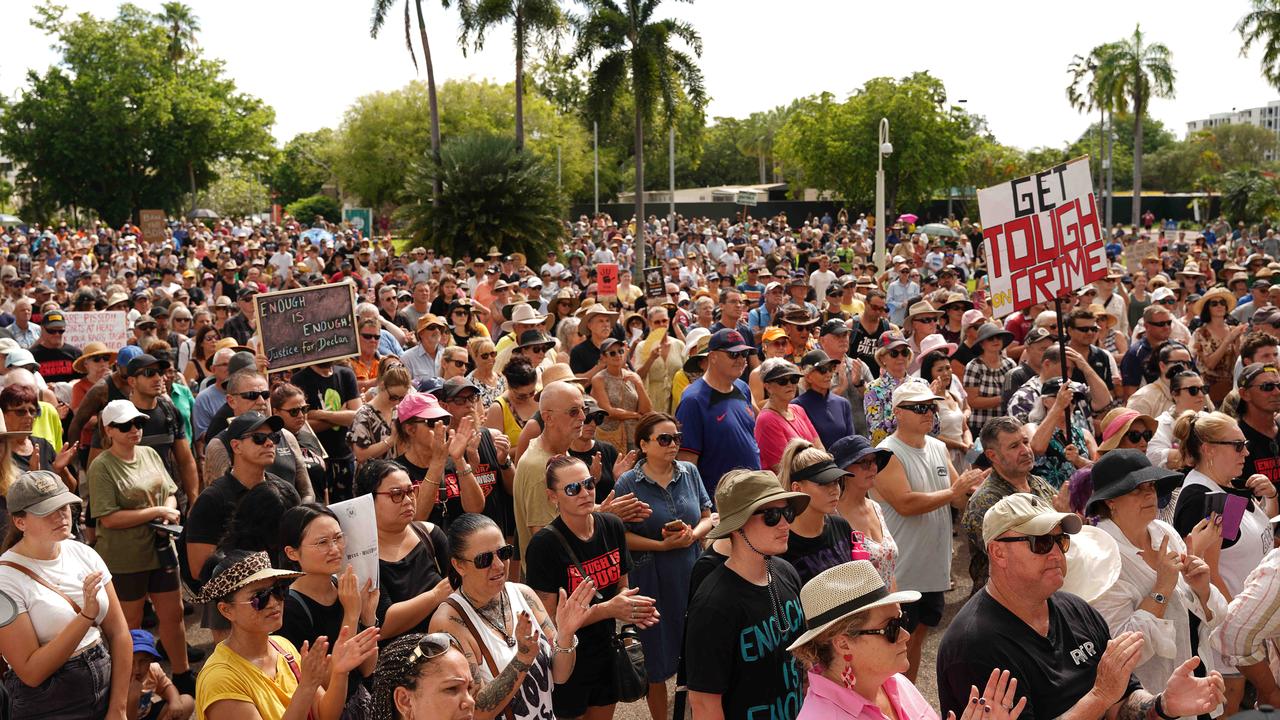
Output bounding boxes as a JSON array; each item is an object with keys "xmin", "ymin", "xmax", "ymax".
[
  {"xmin": 328, "ymin": 494, "xmax": 379, "ymax": 589},
  {"xmin": 979, "ymin": 157, "xmax": 1108, "ymax": 319},
  {"xmin": 63, "ymin": 311, "xmax": 128, "ymax": 350}
]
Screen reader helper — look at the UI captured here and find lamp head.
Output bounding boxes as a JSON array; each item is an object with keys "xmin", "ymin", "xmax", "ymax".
[{"xmin": 880, "ymin": 142, "xmax": 894, "ymax": 156}]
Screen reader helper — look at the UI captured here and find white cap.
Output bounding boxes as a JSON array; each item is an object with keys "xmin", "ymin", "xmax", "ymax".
[
  {"xmin": 101, "ymin": 399, "xmax": 147, "ymax": 427},
  {"xmin": 891, "ymin": 379, "xmax": 946, "ymax": 407}
]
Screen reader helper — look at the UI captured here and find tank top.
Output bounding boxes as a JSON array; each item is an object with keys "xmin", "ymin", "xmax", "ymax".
[
  {"xmin": 860, "ymin": 501, "xmax": 899, "ymax": 588},
  {"xmin": 1182, "ymin": 469, "xmax": 1271, "ymax": 597},
  {"xmin": 497, "ymin": 396, "xmax": 525, "ymax": 450},
  {"xmin": 878, "ymin": 434, "xmax": 953, "ymax": 592},
  {"xmin": 452, "ymin": 584, "xmax": 555, "ymax": 720}
]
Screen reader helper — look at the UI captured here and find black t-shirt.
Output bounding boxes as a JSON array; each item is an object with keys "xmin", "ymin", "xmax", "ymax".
[
  {"xmin": 12, "ymin": 436, "xmax": 55, "ymax": 473},
  {"xmin": 525, "ymin": 513, "xmax": 631, "ymax": 647},
  {"xmin": 684, "ymin": 559, "xmax": 805, "ymax": 720},
  {"xmin": 185, "ymin": 472, "xmax": 299, "ymax": 546},
  {"xmin": 780, "ymin": 514, "xmax": 852, "ymax": 585},
  {"xmin": 689, "ymin": 544, "xmax": 729, "ymax": 600},
  {"xmin": 1071, "ymin": 345, "xmax": 1113, "ymax": 388},
  {"xmin": 31, "ymin": 343, "xmax": 81, "ymax": 383},
  {"xmin": 937, "ymin": 590, "xmax": 1141, "ymax": 720},
  {"xmin": 1241, "ymin": 417, "xmax": 1280, "ymax": 486},
  {"xmin": 376, "ymin": 521, "xmax": 449, "ymax": 638},
  {"xmin": 848, "ymin": 316, "xmax": 889, "ymax": 377},
  {"xmin": 205, "ymin": 403, "xmax": 234, "ymax": 441},
  {"xmin": 292, "ymin": 366, "xmax": 359, "ymax": 460},
  {"xmin": 952, "ymin": 341, "xmax": 978, "ymax": 369},
  {"xmin": 396, "ymin": 428, "xmax": 507, "ymax": 529},
  {"xmin": 569, "ymin": 338, "xmax": 602, "ymax": 375},
  {"xmin": 281, "ymin": 584, "xmax": 347, "ymax": 650},
  {"xmin": 568, "ymin": 440, "xmax": 619, "ymax": 502}
]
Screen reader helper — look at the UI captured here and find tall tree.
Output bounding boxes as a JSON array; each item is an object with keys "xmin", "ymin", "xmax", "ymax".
[
  {"xmin": 155, "ymin": 2, "xmax": 200, "ymax": 66},
  {"xmin": 459, "ymin": 0, "xmax": 564, "ymax": 150},
  {"xmin": 1238, "ymin": 0, "xmax": 1280, "ymax": 90},
  {"xmin": 1066, "ymin": 45, "xmax": 1123, "ymax": 196},
  {"xmin": 574, "ymin": 0, "xmax": 706, "ymax": 278},
  {"xmin": 370, "ymin": 0, "xmax": 449, "ymax": 203},
  {"xmin": 1092, "ymin": 25, "xmax": 1176, "ymax": 228}
]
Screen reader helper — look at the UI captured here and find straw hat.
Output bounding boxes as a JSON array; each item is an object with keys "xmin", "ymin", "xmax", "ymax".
[
  {"xmin": 539, "ymin": 363, "xmax": 588, "ymax": 388},
  {"xmin": 72, "ymin": 341, "xmax": 117, "ymax": 374},
  {"xmin": 938, "ymin": 292, "xmax": 973, "ymax": 311},
  {"xmin": 786, "ymin": 560, "xmax": 921, "ymax": 652},
  {"xmin": 1087, "ymin": 303, "xmax": 1120, "ymax": 329},
  {"xmin": 195, "ymin": 550, "xmax": 303, "ymax": 604},
  {"xmin": 1177, "ymin": 262, "xmax": 1205, "ymax": 277},
  {"xmin": 1060, "ymin": 525, "xmax": 1122, "ymax": 603},
  {"xmin": 707, "ymin": 469, "xmax": 809, "ymax": 540},
  {"xmin": 1192, "ymin": 286, "xmax": 1236, "ymax": 316},
  {"xmin": 501, "ymin": 304, "xmax": 548, "ymax": 333},
  {"xmin": 906, "ymin": 301, "xmax": 943, "ymax": 322},
  {"xmin": 1095, "ymin": 409, "xmax": 1157, "ymax": 453}
]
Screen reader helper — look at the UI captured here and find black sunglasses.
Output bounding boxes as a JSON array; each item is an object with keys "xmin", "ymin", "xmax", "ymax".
[
  {"xmin": 110, "ymin": 417, "xmax": 148, "ymax": 432},
  {"xmin": 237, "ymin": 391, "xmax": 271, "ymax": 401},
  {"xmin": 1205, "ymin": 439, "xmax": 1248, "ymax": 452},
  {"xmin": 134, "ymin": 367, "xmax": 165, "ymax": 378},
  {"xmin": 886, "ymin": 347, "xmax": 910, "ymax": 358},
  {"xmin": 993, "ymin": 533, "xmax": 1072, "ymax": 555},
  {"xmin": 458, "ymin": 544, "xmax": 515, "ymax": 570},
  {"xmin": 899, "ymin": 403, "xmax": 937, "ymax": 415},
  {"xmin": 1249, "ymin": 381, "xmax": 1280, "ymax": 393},
  {"xmin": 238, "ymin": 581, "xmax": 290, "ymax": 611},
  {"xmin": 771, "ymin": 376, "xmax": 801, "ymax": 386},
  {"xmin": 562, "ymin": 478, "xmax": 597, "ymax": 497},
  {"xmin": 1124, "ymin": 430, "xmax": 1154, "ymax": 443},
  {"xmin": 360, "ymin": 333, "xmax": 380, "ymax": 341},
  {"xmin": 282, "ymin": 405, "xmax": 311, "ymax": 417},
  {"xmin": 1147, "ymin": 320, "xmax": 1173, "ymax": 327},
  {"xmin": 1175, "ymin": 385, "xmax": 1204, "ymax": 396},
  {"xmin": 754, "ymin": 504, "xmax": 797, "ymax": 527},
  {"xmin": 849, "ymin": 615, "xmax": 906, "ymax": 643},
  {"xmin": 652, "ymin": 432, "xmax": 683, "ymax": 447},
  {"xmin": 247, "ymin": 431, "xmax": 281, "ymax": 446}
]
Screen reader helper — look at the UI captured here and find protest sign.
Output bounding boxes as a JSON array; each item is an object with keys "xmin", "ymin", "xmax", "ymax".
[
  {"xmin": 1125, "ymin": 238, "xmax": 1158, "ymax": 273},
  {"xmin": 979, "ymin": 157, "xmax": 1107, "ymax": 319},
  {"xmin": 328, "ymin": 494, "xmax": 379, "ymax": 589},
  {"xmin": 343, "ymin": 207, "xmax": 372, "ymax": 236},
  {"xmin": 254, "ymin": 282, "xmax": 359, "ymax": 372},
  {"xmin": 64, "ymin": 311, "xmax": 128, "ymax": 349},
  {"xmin": 139, "ymin": 210, "xmax": 166, "ymax": 245},
  {"xmin": 644, "ymin": 267, "xmax": 665, "ymax": 298},
  {"xmin": 597, "ymin": 263, "xmax": 619, "ymax": 296},
  {"xmin": 735, "ymin": 190, "xmax": 758, "ymax": 206}
]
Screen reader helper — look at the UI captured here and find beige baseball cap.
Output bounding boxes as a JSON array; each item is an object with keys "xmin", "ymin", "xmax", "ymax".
[{"xmin": 981, "ymin": 492, "xmax": 1082, "ymax": 546}]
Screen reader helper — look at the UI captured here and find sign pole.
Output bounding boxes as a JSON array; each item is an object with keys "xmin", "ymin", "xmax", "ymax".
[{"xmin": 1053, "ymin": 295, "xmax": 1072, "ymax": 441}]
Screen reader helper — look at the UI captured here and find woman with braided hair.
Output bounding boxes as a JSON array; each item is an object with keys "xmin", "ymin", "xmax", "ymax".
[{"xmin": 370, "ymin": 632, "xmax": 476, "ymax": 720}]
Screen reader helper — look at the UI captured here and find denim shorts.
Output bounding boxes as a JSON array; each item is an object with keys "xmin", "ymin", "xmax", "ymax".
[{"xmin": 5, "ymin": 641, "xmax": 111, "ymax": 719}]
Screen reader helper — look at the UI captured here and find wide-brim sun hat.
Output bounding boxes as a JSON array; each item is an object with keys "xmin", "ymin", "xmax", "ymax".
[
  {"xmin": 1061, "ymin": 525, "xmax": 1122, "ymax": 603},
  {"xmin": 906, "ymin": 301, "xmax": 943, "ymax": 322},
  {"xmin": 974, "ymin": 323, "xmax": 1014, "ymax": 347},
  {"xmin": 1084, "ymin": 448, "xmax": 1181, "ymax": 515},
  {"xmin": 195, "ymin": 550, "xmax": 304, "ymax": 604},
  {"xmin": 829, "ymin": 435, "xmax": 893, "ymax": 472},
  {"xmin": 916, "ymin": 333, "xmax": 957, "ymax": 359},
  {"xmin": 707, "ymin": 470, "xmax": 810, "ymax": 540},
  {"xmin": 1192, "ymin": 286, "xmax": 1237, "ymax": 316},
  {"xmin": 786, "ymin": 559, "xmax": 920, "ymax": 652},
  {"xmin": 501, "ymin": 303, "xmax": 548, "ymax": 333},
  {"xmin": 1096, "ymin": 409, "xmax": 1157, "ymax": 453},
  {"xmin": 538, "ymin": 363, "xmax": 589, "ymax": 388}
]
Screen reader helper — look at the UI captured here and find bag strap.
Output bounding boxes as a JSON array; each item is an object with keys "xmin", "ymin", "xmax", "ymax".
[
  {"xmin": 543, "ymin": 519, "xmax": 605, "ymax": 601},
  {"xmin": 444, "ymin": 598, "xmax": 516, "ymax": 720},
  {"xmin": 287, "ymin": 588, "xmax": 315, "ymax": 629},
  {"xmin": 269, "ymin": 638, "xmax": 317, "ymax": 720},
  {"xmin": 0, "ymin": 560, "xmax": 83, "ymax": 616},
  {"xmin": 409, "ymin": 521, "xmax": 447, "ymax": 581}
]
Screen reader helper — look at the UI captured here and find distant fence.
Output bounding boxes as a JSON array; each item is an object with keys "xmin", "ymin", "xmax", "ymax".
[{"xmin": 570, "ymin": 194, "xmax": 1221, "ymax": 227}]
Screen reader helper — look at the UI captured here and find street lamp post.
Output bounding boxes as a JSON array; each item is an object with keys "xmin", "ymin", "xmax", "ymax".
[{"xmin": 874, "ymin": 117, "xmax": 893, "ymax": 271}]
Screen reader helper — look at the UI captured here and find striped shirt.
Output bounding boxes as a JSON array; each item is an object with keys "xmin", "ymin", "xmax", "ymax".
[{"xmin": 1214, "ymin": 547, "xmax": 1280, "ymax": 668}]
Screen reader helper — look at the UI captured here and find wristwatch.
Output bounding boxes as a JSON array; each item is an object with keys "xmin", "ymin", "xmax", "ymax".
[{"xmin": 1148, "ymin": 591, "xmax": 1168, "ymax": 605}]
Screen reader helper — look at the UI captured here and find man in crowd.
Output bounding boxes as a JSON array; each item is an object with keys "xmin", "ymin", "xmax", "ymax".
[
  {"xmin": 293, "ymin": 358, "xmax": 360, "ymax": 502},
  {"xmin": 1121, "ymin": 303, "xmax": 1176, "ymax": 397},
  {"xmin": 30, "ymin": 309, "xmax": 79, "ymax": 383},
  {"xmin": 403, "ymin": 314, "xmax": 446, "ymax": 383},
  {"xmin": 792, "ymin": 349, "xmax": 853, "ymax": 449},
  {"xmin": 1238, "ymin": 362, "xmax": 1280, "ymax": 484},
  {"xmin": 2, "ymin": 298, "xmax": 39, "ymax": 348},
  {"xmin": 676, "ymin": 328, "xmax": 761, "ymax": 502}
]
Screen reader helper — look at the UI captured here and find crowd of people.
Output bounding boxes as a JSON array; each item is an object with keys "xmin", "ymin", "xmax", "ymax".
[{"xmin": 1, "ymin": 209, "xmax": 1280, "ymax": 720}]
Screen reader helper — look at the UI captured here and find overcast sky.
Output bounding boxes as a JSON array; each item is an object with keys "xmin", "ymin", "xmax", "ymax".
[{"xmin": 1, "ymin": 0, "xmax": 1277, "ymax": 153}]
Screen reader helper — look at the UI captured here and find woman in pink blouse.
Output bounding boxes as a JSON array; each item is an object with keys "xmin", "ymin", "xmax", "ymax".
[
  {"xmin": 754, "ymin": 358, "xmax": 821, "ymax": 471},
  {"xmin": 789, "ymin": 561, "xmax": 1026, "ymax": 720}
]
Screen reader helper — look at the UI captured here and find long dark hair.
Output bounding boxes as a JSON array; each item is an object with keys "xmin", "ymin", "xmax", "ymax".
[
  {"xmin": 279, "ymin": 503, "xmax": 339, "ymax": 571},
  {"xmin": 193, "ymin": 324, "xmax": 220, "ymax": 362},
  {"xmin": 218, "ymin": 481, "xmax": 300, "ymax": 568},
  {"xmin": 919, "ymin": 350, "xmax": 951, "ymax": 383},
  {"xmin": 634, "ymin": 412, "xmax": 679, "ymax": 463},
  {"xmin": 445, "ymin": 513, "xmax": 499, "ymax": 589}
]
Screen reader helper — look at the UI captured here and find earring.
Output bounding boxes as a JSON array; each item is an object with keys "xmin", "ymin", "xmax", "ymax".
[{"xmin": 841, "ymin": 655, "xmax": 856, "ymax": 689}]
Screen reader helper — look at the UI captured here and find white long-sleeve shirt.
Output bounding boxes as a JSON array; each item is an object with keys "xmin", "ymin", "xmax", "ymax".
[{"xmin": 1213, "ymin": 548, "xmax": 1280, "ymax": 675}]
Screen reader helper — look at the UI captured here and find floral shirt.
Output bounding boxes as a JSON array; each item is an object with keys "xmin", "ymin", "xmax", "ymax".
[
  {"xmin": 347, "ymin": 403, "xmax": 394, "ymax": 459},
  {"xmin": 865, "ymin": 373, "xmax": 907, "ymax": 445},
  {"xmin": 468, "ymin": 371, "xmax": 506, "ymax": 409},
  {"xmin": 1192, "ymin": 325, "xmax": 1243, "ymax": 383}
]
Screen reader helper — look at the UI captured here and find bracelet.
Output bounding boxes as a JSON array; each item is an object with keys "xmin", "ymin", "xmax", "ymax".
[
  {"xmin": 553, "ymin": 634, "xmax": 579, "ymax": 654},
  {"xmin": 1153, "ymin": 694, "xmax": 1177, "ymax": 720},
  {"xmin": 80, "ymin": 611, "xmax": 94, "ymax": 621}
]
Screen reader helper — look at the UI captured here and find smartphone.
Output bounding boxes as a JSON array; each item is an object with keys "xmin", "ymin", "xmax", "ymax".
[
  {"xmin": 664, "ymin": 519, "xmax": 685, "ymax": 533},
  {"xmin": 1205, "ymin": 492, "xmax": 1248, "ymax": 541},
  {"xmin": 146, "ymin": 520, "xmax": 184, "ymax": 537}
]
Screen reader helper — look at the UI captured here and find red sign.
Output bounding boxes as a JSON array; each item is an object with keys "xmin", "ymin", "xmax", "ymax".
[{"xmin": 597, "ymin": 263, "xmax": 619, "ymax": 296}]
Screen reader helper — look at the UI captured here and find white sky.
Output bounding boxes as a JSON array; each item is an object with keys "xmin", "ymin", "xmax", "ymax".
[{"xmin": 1, "ymin": 0, "xmax": 1277, "ymax": 152}]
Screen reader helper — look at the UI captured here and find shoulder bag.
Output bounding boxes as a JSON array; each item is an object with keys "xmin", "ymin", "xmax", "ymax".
[{"xmin": 444, "ymin": 597, "xmax": 516, "ymax": 720}]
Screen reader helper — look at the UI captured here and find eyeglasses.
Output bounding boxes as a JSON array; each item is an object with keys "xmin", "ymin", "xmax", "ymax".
[
  {"xmin": 447, "ymin": 392, "xmax": 479, "ymax": 404},
  {"xmin": 849, "ymin": 615, "xmax": 906, "ymax": 643},
  {"xmin": 3, "ymin": 406, "xmax": 38, "ymax": 417},
  {"xmin": 281, "ymin": 405, "xmax": 310, "ymax": 417},
  {"xmin": 562, "ymin": 477, "xmax": 598, "ymax": 497},
  {"xmin": 247, "ymin": 431, "xmax": 281, "ymax": 446},
  {"xmin": 552, "ymin": 405, "xmax": 586, "ymax": 418},
  {"xmin": 1072, "ymin": 326, "xmax": 1099, "ymax": 333},
  {"xmin": 1175, "ymin": 385, "xmax": 1204, "ymax": 396},
  {"xmin": 754, "ymin": 505, "xmax": 797, "ymax": 527},
  {"xmin": 1124, "ymin": 430, "xmax": 1154, "ymax": 443},
  {"xmin": 306, "ymin": 533, "xmax": 345, "ymax": 550},
  {"xmin": 109, "ymin": 417, "xmax": 148, "ymax": 432},
  {"xmin": 375, "ymin": 485, "xmax": 419, "ymax": 503},
  {"xmin": 1147, "ymin": 320, "xmax": 1173, "ymax": 328},
  {"xmin": 1249, "ymin": 381, "xmax": 1280, "ymax": 393},
  {"xmin": 232, "ymin": 390, "xmax": 269, "ymax": 402},
  {"xmin": 899, "ymin": 403, "xmax": 937, "ymax": 415},
  {"xmin": 1205, "ymin": 439, "xmax": 1248, "ymax": 453},
  {"xmin": 360, "ymin": 333, "xmax": 380, "ymax": 341},
  {"xmin": 650, "ymin": 432, "xmax": 683, "ymax": 447},
  {"xmin": 993, "ymin": 533, "xmax": 1072, "ymax": 555},
  {"xmin": 235, "ymin": 581, "xmax": 290, "ymax": 611},
  {"xmin": 457, "ymin": 544, "xmax": 515, "ymax": 569}
]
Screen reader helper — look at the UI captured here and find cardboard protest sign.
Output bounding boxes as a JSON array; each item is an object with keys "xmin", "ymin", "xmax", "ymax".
[
  {"xmin": 254, "ymin": 282, "xmax": 359, "ymax": 372},
  {"xmin": 597, "ymin": 263, "xmax": 619, "ymax": 296},
  {"xmin": 139, "ymin": 210, "xmax": 166, "ymax": 245},
  {"xmin": 644, "ymin": 267, "xmax": 665, "ymax": 299},
  {"xmin": 328, "ymin": 495, "xmax": 379, "ymax": 589},
  {"xmin": 1125, "ymin": 238, "xmax": 1158, "ymax": 274},
  {"xmin": 979, "ymin": 158, "xmax": 1107, "ymax": 319},
  {"xmin": 64, "ymin": 312, "xmax": 128, "ymax": 350}
]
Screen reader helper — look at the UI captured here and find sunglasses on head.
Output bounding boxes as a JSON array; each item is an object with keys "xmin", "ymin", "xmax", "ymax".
[
  {"xmin": 236, "ymin": 581, "xmax": 290, "ymax": 611},
  {"xmin": 458, "ymin": 544, "xmax": 515, "ymax": 570},
  {"xmin": 237, "ymin": 390, "xmax": 271, "ymax": 401},
  {"xmin": 849, "ymin": 615, "xmax": 906, "ymax": 643},
  {"xmin": 110, "ymin": 417, "xmax": 148, "ymax": 432},
  {"xmin": 754, "ymin": 504, "xmax": 797, "ymax": 527},
  {"xmin": 993, "ymin": 533, "xmax": 1072, "ymax": 555},
  {"xmin": 899, "ymin": 403, "xmax": 937, "ymax": 415},
  {"xmin": 1125, "ymin": 430, "xmax": 1154, "ymax": 443},
  {"xmin": 562, "ymin": 477, "xmax": 598, "ymax": 497}
]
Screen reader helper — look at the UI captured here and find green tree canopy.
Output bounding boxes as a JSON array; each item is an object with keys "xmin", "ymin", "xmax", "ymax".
[
  {"xmin": 201, "ymin": 159, "xmax": 269, "ymax": 217},
  {"xmin": 268, "ymin": 129, "xmax": 340, "ymax": 207}
]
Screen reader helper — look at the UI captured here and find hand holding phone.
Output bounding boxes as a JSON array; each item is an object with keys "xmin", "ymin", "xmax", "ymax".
[{"xmin": 663, "ymin": 519, "xmax": 686, "ymax": 535}]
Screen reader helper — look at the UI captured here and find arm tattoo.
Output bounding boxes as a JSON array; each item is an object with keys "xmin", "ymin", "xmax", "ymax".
[
  {"xmin": 1116, "ymin": 691, "xmax": 1157, "ymax": 720},
  {"xmin": 474, "ymin": 656, "xmax": 532, "ymax": 712}
]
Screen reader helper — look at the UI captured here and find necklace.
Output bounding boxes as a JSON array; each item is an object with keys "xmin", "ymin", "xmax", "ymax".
[{"xmin": 461, "ymin": 587, "xmax": 516, "ymax": 648}]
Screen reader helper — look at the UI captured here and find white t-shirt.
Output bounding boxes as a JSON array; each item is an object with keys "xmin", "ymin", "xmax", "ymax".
[{"xmin": 0, "ymin": 540, "xmax": 111, "ymax": 652}]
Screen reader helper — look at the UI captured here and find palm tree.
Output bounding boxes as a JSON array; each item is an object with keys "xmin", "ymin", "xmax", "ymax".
[
  {"xmin": 155, "ymin": 2, "xmax": 200, "ymax": 66},
  {"xmin": 574, "ymin": 0, "xmax": 706, "ymax": 280},
  {"xmin": 371, "ymin": 0, "xmax": 449, "ymax": 203},
  {"xmin": 459, "ymin": 0, "xmax": 564, "ymax": 150},
  {"xmin": 1066, "ymin": 44, "xmax": 1123, "ymax": 220},
  {"xmin": 1092, "ymin": 25, "xmax": 1175, "ymax": 229},
  {"xmin": 1238, "ymin": 0, "xmax": 1280, "ymax": 90}
]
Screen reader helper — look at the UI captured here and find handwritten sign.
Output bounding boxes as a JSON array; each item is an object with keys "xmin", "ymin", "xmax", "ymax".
[
  {"xmin": 254, "ymin": 282, "xmax": 359, "ymax": 372},
  {"xmin": 1125, "ymin": 238, "xmax": 1158, "ymax": 274},
  {"xmin": 64, "ymin": 312, "xmax": 128, "ymax": 350},
  {"xmin": 597, "ymin": 263, "xmax": 619, "ymax": 296},
  {"xmin": 139, "ymin": 210, "xmax": 166, "ymax": 245},
  {"xmin": 736, "ymin": 190, "xmax": 758, "ymax": 206},
  {"xmin": 979, "ymin": 157, "xmax": 1107, "ymax": 319},
  {"xmin": 328, "ymin": 495, "xmax": 379, "ymax": 589}
]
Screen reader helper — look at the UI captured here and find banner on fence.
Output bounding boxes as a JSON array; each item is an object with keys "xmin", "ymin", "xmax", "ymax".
[{"xmin": 979, "ymin": 157, "xmax": 1108, "ymax": 319}]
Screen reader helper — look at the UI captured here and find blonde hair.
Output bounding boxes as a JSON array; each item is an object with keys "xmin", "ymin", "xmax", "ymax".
[
  {"xmin": 790, "ymin": 613, "xmax": 870, "ymax": 671},
  {"xmin": 1172, "ymin": 410, "xmax": 1236, "ymax": 468},
  {"xmin": 467, "ymin": 336, "xmax": 495, "ymax": 359},
  {"xmin": 777, "ymin": 438, "xmax": 834, "ymax": 488}
]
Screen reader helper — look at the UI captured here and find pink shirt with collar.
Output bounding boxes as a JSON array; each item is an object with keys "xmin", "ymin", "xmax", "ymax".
[{"xmin": 797, "ymin": 670, "xmax": 938, "ymax": 720}]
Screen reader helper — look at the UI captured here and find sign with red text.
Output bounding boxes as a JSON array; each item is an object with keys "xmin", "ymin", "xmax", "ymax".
[
  {"xmin": 979, "ymin": 157, "xmax": 1107, "ymax": 319},
  {"xmin": 597, "ymin": 263, "xmax": 619, "ymax": 296},
  {"xmin": 64, "ymin": 311, "xmax": 128, "ymax": 350}
]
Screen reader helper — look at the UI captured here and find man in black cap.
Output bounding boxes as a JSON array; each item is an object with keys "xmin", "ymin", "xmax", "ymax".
[
  {"xmin": 221, "ymin": 288, "xmax": 257, "ymax": 347},
  {"xmin": 793, "ymin": 349, "xmax": 854, "ymax": 449},
  {"xmin": 29, "ymin": 309, "xmax": 80, "ymax": 383}
]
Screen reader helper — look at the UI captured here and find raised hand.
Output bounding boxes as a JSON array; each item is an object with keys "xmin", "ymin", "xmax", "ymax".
[
  {"xmin": 329, "ymin": 624, "xmax": 379, "ymax": 675},
  {"xmin": 80, "ymin": 571, "xmax": 103, "ymax": 620},
  {"xmin": 1142, "ymin": 535, "xmax": 1184, "ymax": 597},
  {"xmin": 1161, "ymin": 657, "xmax": 1225, "ymax": 717},
  {"xmin": 52, "ymin": 441, "xmax": 79, "ymax": 474},
  {"xmin": 297, "ymin": 636, "xmax": 332, "ymax": 690},
  {"xmin": 590, "ymin": 452, "xmax": 604, "ymax": 481},
  {"xmin": 947, "ymin": 669, "xmax": 1027, "ymax": 720},
  {"xmin": 360, "ymin": 578, "xmax": 380, "ymax": 626},
  {"xmin": 555, "ymin": 578, "xmax": 595, "ymax": 638},
  {"xmin": 514, "ymin": 610, "xmax": 540, "ymax": 665},
  {"xmin": 337, "ymin": 566, "xmax": 360, "ymax": 618}
]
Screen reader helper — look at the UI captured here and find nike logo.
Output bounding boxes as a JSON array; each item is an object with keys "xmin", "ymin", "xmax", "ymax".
[{"xmin": 716, "ymin": 413, "xmax": 726, "ymax": 422}]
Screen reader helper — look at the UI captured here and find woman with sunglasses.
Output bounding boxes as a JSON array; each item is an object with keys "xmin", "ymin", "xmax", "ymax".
[
  {"xmin": 633, "ymin": 306, "xmax": 685, "ymax": 416},
  {"xmin": 356, "ymin": 459, "xmax": 454, "ymax": 643},
  {"xmin": 754, "ymin": 358, "xmax": 820, "ymax": 472},
  {"xmin": 87, "ymin": 399, "xmax": 192, "ymax": 690},
  {"xmin": 613, "ymin": 413, "xmax": 711, "ymax": 720},
  {"xmin": 525, "ymin": 454, "xmax": 658, "ymax": 720},
  {"xmin": 1086, "ymin": 450, "xmax": 1227, "ymax": 704},
  {"xmin": 429, "ymin": 513, "xmax": 593, "ymax": 720},
  {"xmin": 864, "ymin": 333, "xmax": 914, "ymax": 445},
  {"xmin": 466, "ymin": 337, "xmax": 506, "ymax": 409},
  {"xmin": 1095, "ymin": 407, "xmax": 1157, "ymax": 456},
  {"xmin": 448, "ymin": 299, "xmax": 490, "ymax": 351},
  {"xmin": 590, "ymin": 338, "xmax": 651, "ymax": 453},
  {"xmin": 830, "ymin": 436, "xmax": 898, "ymax": 588},
  {"xmin": 919, "ymin": 349, "xmax": 972, "ymax": 471},
  {"xmin": 1191, "ymin": 288, "xmax": 1246, "ymax": 405},
  {"xmin": 350, "ymin": 365, "xmax": 412, "ymax": 466},
  {"xmin": 2, "ymin": 384, "xmax": 73, "ymax": 483},
  {"xmin": 195, "ymin": 549, "xmax": 379, "ymax": 720},
  {"xmin": 273, "ymin": 383, "xmax": 328, "ymax": 498},
  {"xmin": 370, "ymin": 632, "xmax": 475, "ymax": 720},
  {"xmin": 183, "ymin": 325, "xmax": 220, "ymax": 386},
  {"xmin": 788, "ymin": 560, "xmax": 1026, "ymax": 720},
  {"xmin": 512, "ymin": 329, "xmax": 558, "ymax": 377},
  {"xmin": 441, "ymin": 346, "xmax": 472, "ymax": 382},
  {"xmin": 776, "ymin": 438, "xmax": 856, "ymax": 584},
  {"xmin": 1130, "ymin": 341, "xmax": 1203, "ymax": 420},
  {"xmin": 1148, "ymin": 370, "xmax": 1208, "ymax": 470},
  {"xmin": 485, "ymin": 359, "xmax": 539, "ymax": 466},
  {"xmin": 393, "ymin": 392, "xmax": 485, "ymax": 526}
]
